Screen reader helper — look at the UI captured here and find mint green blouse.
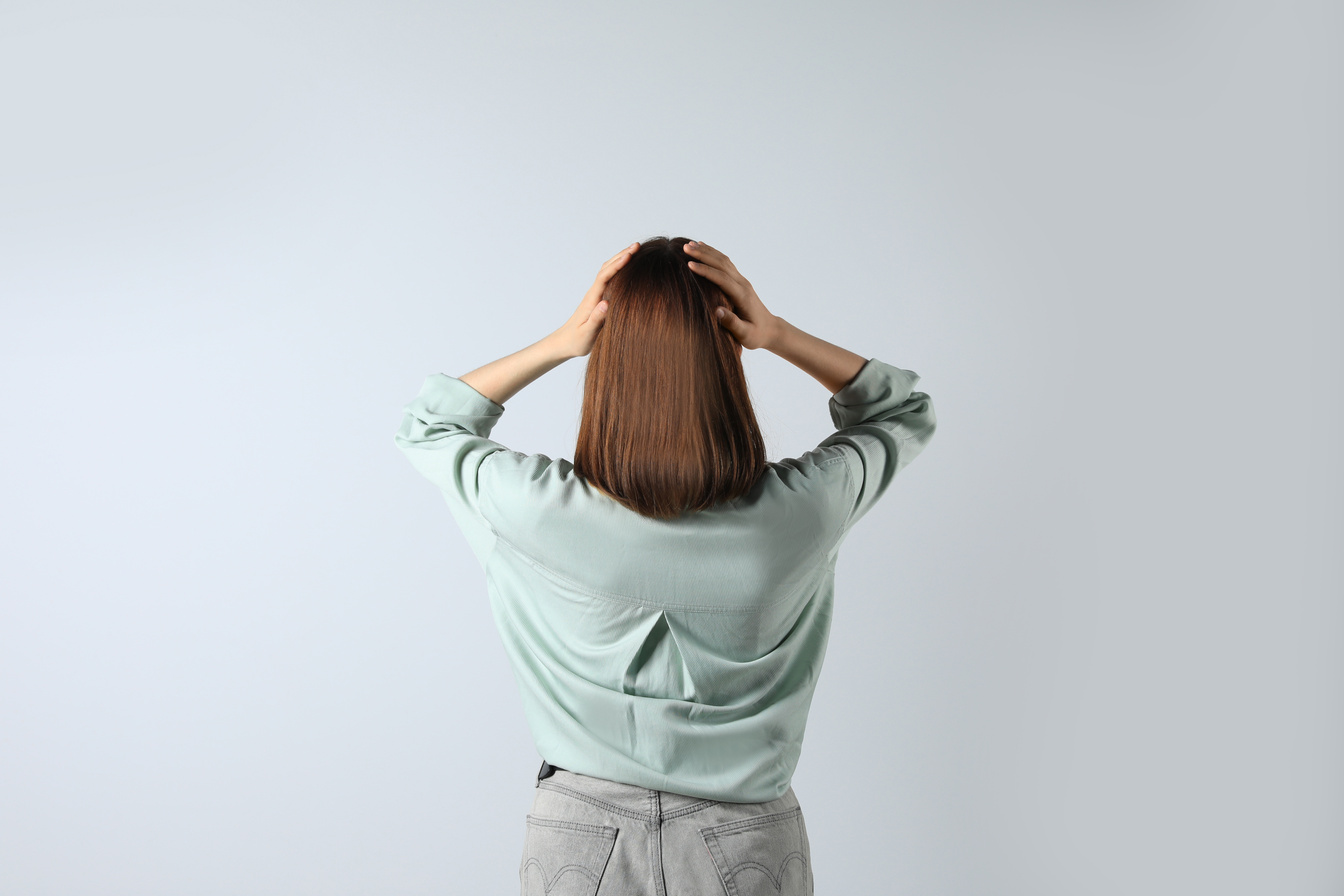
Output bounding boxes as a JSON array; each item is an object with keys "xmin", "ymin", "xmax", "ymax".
[{"xmin": 394, "ymin": 357, "xmax": 936, "ymax": 803}]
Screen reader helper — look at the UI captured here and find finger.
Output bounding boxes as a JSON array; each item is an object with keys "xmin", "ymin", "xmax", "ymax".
[
  {"xmin": 604, "ymin": 243, "xmax": 637, "ymax": 266},
  {"xmin": 585, "ymin": 300, "xmax": 610, "ymax": 327},
  {"xmin": 684, "ymin": 241, "xmax": 740, "ymax": 277},
  {"xmin": 687, "ymin": 258, "xmax": 742, "ymax": 299},
  {"xmin": 715, "ymin": 304, "xmax": 747, "ymax": 341},
  {"xmin": 594, "ymin": 249, "xmax": 637, "ymax": 290},
  {"xmin": 601, "ymin": 242, "xmax": 640, "ymax": 270}
]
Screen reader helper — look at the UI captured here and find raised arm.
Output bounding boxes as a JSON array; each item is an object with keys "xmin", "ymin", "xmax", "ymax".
[
  {"xmin": 760, "ymin": 317, "xmax": 867, "ymax": 396},
  {"xmin": 456, "ymin": 332, "xmax": 571, "ymax": 407},
  {"xmin": 454, "ymin": 241, "xmax": 642, "ymax": 404},
  {"xmin": 683, "ymin": 239, "xmax": 875, "ymax": 393},
  {"xmin": 685, "ymin": 239, "xmax": 936, "ymax": 531}
]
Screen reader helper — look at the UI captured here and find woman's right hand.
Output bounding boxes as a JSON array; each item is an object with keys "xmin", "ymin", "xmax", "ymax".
[{"xmin": 684, "ymin": 240, "xmax": 781, "ymax": 351}]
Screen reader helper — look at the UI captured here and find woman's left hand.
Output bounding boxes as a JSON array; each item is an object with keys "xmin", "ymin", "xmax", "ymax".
[{"xmin": 552, "ymin": 241, "xmax": 639, "ymax": 359}]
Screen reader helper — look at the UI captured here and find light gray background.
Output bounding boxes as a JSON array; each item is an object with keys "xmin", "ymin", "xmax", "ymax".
[{"xmin": 1, "ymin": 2, "xmax": 1339, "ymax": 894}]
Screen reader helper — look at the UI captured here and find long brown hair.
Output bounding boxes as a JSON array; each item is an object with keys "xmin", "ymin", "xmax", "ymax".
[{"xmin": 573, "ymin": 236, "xmax": 767, "ymax": 520}]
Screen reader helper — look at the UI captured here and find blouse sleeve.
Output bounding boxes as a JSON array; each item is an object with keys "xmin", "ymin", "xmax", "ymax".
[
  {"xmin": 393, "ymin": 373, "xmax": 512, "ymax": 565},
  {"xmin": 817, "ymin": 357, "xmax": 937, "ymax": 534}
]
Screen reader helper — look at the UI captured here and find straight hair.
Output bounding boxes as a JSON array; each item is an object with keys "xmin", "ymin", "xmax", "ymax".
[{"xmin": 573, "ymin": 236, "xmax": 767, "ymax": 520}]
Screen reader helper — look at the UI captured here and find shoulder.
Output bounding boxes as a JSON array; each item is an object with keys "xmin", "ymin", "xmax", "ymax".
[
  {"xmin": 479, "ymin": 449, "xmax": 570, "ymax": 497},
  {"xmin": 764, "ymin": 444, "xmax": 855, "ymax": 499},
  {"xmin": 477, "ymin": 450, "xmax": 599, "ymax": 520},
  {"xmin": 483, "ymin": 444, "xmax": 854, "ymax": 502},
  {"xmin": 480, "ymin": 445, "xmax": 857, "ymax": 551}
]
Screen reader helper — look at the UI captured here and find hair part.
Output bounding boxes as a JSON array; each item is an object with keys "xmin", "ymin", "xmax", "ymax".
[{"xmin": 573, "ymin": 236, "xmax": 767, "ymax": 519}]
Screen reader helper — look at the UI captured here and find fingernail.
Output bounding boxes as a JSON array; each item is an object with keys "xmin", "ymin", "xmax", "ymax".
[{"xmin": 716, "ymin": 307, "xmax": 725, "ymax": 318}]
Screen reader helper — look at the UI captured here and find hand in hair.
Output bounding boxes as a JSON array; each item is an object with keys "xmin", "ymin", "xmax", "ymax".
[
  {"xmin": 554, "ymin": 241, "xmax": 640, "ymax": 359},
  {"xmin": 684, "ymin": 240, "xmax": 782, "ymax": 352}
]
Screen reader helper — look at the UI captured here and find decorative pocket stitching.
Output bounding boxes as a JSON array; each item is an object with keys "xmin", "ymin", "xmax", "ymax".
[
  {"xmin": 699, "ymin": 806, "xmax": 809, "ymax": 896},
  {"xmin": 520, "ymin": 815, "xmax": 618, "ymax": 896}
]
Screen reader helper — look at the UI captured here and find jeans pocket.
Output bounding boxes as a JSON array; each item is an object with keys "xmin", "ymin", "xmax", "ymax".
[
  {"xmin": 699, "ymin": 806, "xmax": 812, "ymax": 896},
  {"xmin": 519, "ymin": 815, "xmax": 618, "ymax": 896}
]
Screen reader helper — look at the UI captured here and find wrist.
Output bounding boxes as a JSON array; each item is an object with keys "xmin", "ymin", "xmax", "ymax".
[
  {"xmin": 762, "ymin": 315, "xmax": 790, "ymax": 353},
  {"xmin": 544, "ymin": 329, "xmax": 578, "ymax": 362}
]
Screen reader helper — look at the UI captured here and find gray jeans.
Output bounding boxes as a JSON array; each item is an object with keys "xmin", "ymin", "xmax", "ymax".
[{"xmin": 520, "ymin": 759, "xmax": 814, "ymax": 895}]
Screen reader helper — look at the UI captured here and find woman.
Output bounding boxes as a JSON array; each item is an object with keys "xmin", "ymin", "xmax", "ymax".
[{"xmin": 394, "ymin": 237, "xmax": 937, "ymax": 895}]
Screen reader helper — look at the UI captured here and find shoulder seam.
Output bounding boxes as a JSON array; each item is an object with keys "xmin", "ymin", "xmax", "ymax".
[{"xmin": 828, "ymin": 450, "xmax": 858, "ymax": 549}]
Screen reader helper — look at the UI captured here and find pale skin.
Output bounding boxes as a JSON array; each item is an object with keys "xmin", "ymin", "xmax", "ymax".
[{"xmin": 457, "ymin": 238, "xmax": 869, "ymax": 418}]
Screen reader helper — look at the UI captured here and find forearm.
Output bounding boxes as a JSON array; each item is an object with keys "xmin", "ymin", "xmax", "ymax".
[
  {"xmin": 765, "ymin": 317, "xmax": 868, "ymax": 395},
  {"xmin": 457, "ymin": 330, "xmax": 572, "ymax": 406}
]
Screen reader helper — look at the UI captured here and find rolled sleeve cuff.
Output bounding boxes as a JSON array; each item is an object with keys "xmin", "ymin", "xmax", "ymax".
[{"xmin": 827, "ymin": 358, "xmax": 921, "ymax": 430}]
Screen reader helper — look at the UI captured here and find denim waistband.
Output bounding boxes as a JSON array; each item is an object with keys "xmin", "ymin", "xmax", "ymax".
[{"xmin": 534, "ymin": 759, "xmax": 721, "ymax": 819}]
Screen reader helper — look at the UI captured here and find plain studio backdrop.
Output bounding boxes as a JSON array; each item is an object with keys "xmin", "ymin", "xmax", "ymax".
[{"xmin": 1, "ymin": 2, "xmax": 1339, "ymax": 894}]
